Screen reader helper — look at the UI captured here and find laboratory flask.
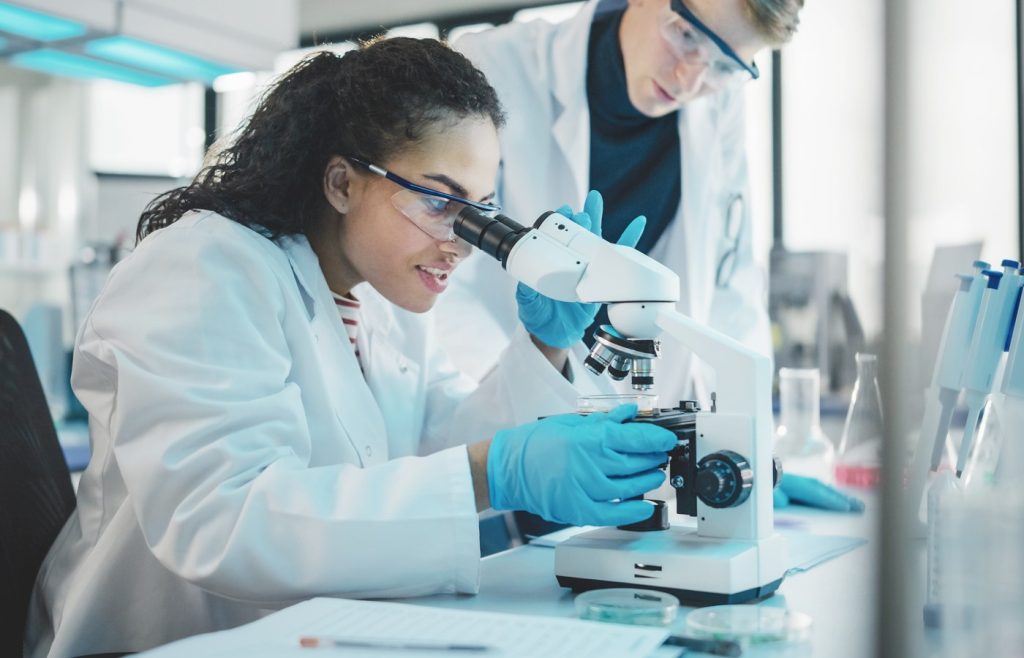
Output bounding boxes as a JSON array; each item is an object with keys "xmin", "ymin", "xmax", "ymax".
[
  {"xmin": 773, "ymin": 368, "xmax": 835, "ymax": 482},
  {"xmin": 835, "ymin": 353, "xmax": 884, "ymax": 487}
]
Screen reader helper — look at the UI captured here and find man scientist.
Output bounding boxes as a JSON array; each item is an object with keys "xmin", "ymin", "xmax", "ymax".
[{"xmin": 436, "ymin": 0, "xmax": 804, "ymax": 405}]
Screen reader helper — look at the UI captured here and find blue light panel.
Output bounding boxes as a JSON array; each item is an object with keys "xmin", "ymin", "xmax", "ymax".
[
  {"xmin": 86, "ymin": 36, "xmax": 241, "ymax": 84},
  {"xmin": 0, "ymin": 2, "xmax": 86, "ymax": 41},
  {"xmin": 11, "ymin": 49, "xmax": 176, "ymax": 87}
]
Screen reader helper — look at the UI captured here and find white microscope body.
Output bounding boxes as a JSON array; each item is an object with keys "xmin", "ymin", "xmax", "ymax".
[{"xmin": 455, "ymin": 207, "xmax": 787, "ymax": 604}]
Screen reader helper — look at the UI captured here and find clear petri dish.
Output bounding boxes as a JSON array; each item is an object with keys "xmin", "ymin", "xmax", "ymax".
[
  {"xmin": 575, "ymin": 588, "xmax": 679, "ymax": 627},
  {"xmin": 686, "ymin": 605, "xmax": 813, "ymax": 645},
  {"xmin": 577, "ymin": 393, "xmax": 659, "ymax": 417}
]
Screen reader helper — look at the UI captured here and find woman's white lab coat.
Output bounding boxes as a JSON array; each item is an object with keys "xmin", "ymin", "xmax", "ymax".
[
  {"xmin": 26, "ymin": 211, "xmax": 591, "ymax": 658},
  {"xmin": 435, "ymin": 0, "xmax": 772, "ymax": 400}
]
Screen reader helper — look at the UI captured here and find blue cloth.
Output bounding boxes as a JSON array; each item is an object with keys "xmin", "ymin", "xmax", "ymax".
[
  {"xmin": 488, "ymin": 403, "xmax": 676, "ymax": 527},
  {"xmin": 62, "ymin": 444, "xmax": 91, "ymax": 472}
]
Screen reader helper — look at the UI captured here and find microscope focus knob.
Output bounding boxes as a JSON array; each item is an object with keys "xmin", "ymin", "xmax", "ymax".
[{"xmin": 696, "ymin": 450, "xmax": 753, "ymax": 509}]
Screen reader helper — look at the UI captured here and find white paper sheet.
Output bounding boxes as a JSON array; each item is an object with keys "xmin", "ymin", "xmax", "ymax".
[{"xmin": 139, "ymin": 597, "xmax": 669, "ymax": 658}]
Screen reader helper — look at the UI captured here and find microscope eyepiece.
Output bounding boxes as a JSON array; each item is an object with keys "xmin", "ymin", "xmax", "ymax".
[{"xmin": 453, "ymin": 206, "xmax": 531, "ymax": 267}]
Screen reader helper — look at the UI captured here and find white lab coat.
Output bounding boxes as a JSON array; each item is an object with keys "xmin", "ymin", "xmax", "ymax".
[
  {"xmin": 25, "ymin": 211, "xmax": 594, "ymax": 658},
  {"xmin": 436, "ymin": 0, "xmax": 771, "ymax": 402}
]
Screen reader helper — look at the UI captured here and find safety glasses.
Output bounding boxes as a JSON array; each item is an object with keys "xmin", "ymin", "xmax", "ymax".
[
  {"xmin": 659, "ymin": 0, "xmax": 760, "ymax": 91},
  {"xmin": 348, "ymin": 156, "xmax": 500, "ymax": 257}
]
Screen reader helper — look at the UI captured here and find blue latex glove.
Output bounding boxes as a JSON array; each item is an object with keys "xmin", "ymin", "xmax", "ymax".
[
  {"xmin": 488, "ymin": 403, "xmax": 676, "ymax": 526},
  {"xmin": 516, "ymin": 190, "xmax": 647, "ymax": 348},
  {"xmin": 773, "ymin": 474, "xmax": 865, "ymax": 513}
]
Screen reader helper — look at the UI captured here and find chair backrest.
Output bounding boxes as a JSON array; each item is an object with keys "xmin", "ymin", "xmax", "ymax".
[{"xmin": 0, "ymin": 309, "xmax": 76, "ymax": 657}]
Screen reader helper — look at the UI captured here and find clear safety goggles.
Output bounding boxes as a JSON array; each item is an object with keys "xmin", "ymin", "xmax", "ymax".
[
  {"xmin": 348, "ymin": 156, "xmax": 501, "ymax": 257},
  {"xmin": 659, "ymin": 0, "xmax": 760, "ymax": 91}
]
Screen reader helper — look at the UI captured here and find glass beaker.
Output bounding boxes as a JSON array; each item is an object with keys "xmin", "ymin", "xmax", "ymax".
[
  {"xmin": 773, "ymin": 368, "xmax": 835, "ymax": 482},
  {"xmin": 835, "ymin": 353, "xmax": 884, "ymax": 487}
]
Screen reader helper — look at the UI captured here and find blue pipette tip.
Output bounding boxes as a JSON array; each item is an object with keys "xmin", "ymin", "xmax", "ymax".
[
  {"xmin": 973, "ymin": 260, "xmax": 991, "ymax": 271},
  {"xmin": 1001, "ymin": 259, "xmax": 1020, "ymax": 269}
]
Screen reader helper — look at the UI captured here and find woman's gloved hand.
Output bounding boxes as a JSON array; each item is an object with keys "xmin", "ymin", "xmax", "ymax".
[
  {"xmin": 487, "ymin": 403, "xmax": 675, "ymax": 527},
  {"xmin": 773, "ymin": 473, "xmax": 865, "ymax": 513},
  {"xmin": 516, "ymin": 190, "xmax": 647, "ymax": 348}
]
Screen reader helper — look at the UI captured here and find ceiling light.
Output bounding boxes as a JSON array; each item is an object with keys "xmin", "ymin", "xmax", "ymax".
[
  {"xmin": 11, "ymin": 48, "xmax": 176, "ymax": 86},
  {"xmin": 0, "ymin": 2, "xmax": 86, "ymax": 41},
  {"xmin": 86, "ymin": 35, "xmax": 241, "ymax": 85}
]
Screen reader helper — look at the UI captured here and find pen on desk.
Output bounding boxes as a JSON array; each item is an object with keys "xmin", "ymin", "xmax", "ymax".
[{"xmin": 299, "ymin": 636, "xmax": 492, "ymax": 652}]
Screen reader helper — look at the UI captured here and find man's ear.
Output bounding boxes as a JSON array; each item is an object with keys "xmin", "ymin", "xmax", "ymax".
[{"xmin": 323, "ymin": 155, "xmax": 355, "ymax": 215}]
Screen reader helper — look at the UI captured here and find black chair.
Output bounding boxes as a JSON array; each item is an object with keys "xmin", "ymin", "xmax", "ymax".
[
  {"xmin": 0, "ymin": 309, "xmax": 77, "ymax": 657},
  {"xmin": 0, "ymin": 311, "xmax": 129, "ymax": 658}
]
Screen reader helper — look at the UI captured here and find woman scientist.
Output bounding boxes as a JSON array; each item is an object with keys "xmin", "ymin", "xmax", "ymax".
[{"xmin": 26, "ymin": 38, "xmax": 675, "ymax": 658}]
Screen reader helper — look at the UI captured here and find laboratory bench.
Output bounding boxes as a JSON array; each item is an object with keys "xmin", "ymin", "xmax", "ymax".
[{"xmin": 414, "ymin": 500, "xmax": 880, "ymax": 658}]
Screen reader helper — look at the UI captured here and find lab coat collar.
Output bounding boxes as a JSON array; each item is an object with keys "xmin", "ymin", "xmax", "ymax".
[{"xmin": 278, "ymin": 235, "xmax": 390, "ymax": 463}]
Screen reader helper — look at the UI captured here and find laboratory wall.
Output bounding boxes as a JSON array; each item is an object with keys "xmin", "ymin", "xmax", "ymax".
[
  {"xmin": 781, "ymin": 0, "xmax": 1018, "ymax": 352},
  {"xmin": 0, "ymin": 63, "xmax": 88, "ymax": 326}
]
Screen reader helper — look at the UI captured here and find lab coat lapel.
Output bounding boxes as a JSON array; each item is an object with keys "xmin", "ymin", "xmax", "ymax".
[
  {"xmin": 353, "ymin": 284, "xmax": 424, "ymax": 456},
  {"xmin": 675, "ymin": 99, "xmax": 721, "ymax": 326},
  {"xmin": 549, "ymin": 1, "xmax": 599, "ymax": 206},
  {"xmin": 279, "ymin": 237, "xmax": 389, "ymax": 464}
]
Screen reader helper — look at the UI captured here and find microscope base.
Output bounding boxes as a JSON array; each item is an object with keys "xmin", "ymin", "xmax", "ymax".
[{"xmin": 554, "ymin": 525, "xmax": 787, "ymax": 606}]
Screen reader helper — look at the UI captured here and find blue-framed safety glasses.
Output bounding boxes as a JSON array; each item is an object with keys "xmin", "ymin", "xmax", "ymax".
[
  {"xmin": 661, "ymin": 0, "xmax": 760, "ymax": 90},
  {"xmin": 348, "ymin": 156, "xmax": 500, "ymax": 256}
]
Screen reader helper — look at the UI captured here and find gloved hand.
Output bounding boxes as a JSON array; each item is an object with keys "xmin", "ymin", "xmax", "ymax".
[
  {"xmin": 516, "ymin": 190, "xmax": 647, "ymax": 348},
  {"xmin": 773, "ymin": 473, "xmax": 865, "ymax": 513},
  {"xmin": 488, "ymin": 403, "xmax": 676, "ymax": 527}
]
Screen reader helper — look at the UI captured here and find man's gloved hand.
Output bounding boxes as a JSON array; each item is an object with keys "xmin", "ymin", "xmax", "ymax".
[
  {"xmin": 487, "ymin": 403, "xmax": 675, "ymax": 527},
  {"xmin": 516, "ymin": 190, "xmax": 647, "ymax": 349},
  {"xmin": 773, "ymin": 473, "xmax": 865, "ymax": 513}
]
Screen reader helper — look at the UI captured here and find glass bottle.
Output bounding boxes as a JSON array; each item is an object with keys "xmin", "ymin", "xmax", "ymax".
[
  {"xmin": 835, "ymin": 353, "xmax": 884, "ymax": 487},
  {"xmin": 773, "ymin": 367, "xmax": 835, "ymax": 482}
]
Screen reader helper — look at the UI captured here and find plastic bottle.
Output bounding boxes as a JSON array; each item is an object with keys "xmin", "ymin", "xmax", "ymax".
[
  {"xmin": 773, "ymin": 368, "xmax": 835, "ymax": 482},
  {"xmin": 835, "ymin": 353, "xmax": 884, "ymax": 487}
]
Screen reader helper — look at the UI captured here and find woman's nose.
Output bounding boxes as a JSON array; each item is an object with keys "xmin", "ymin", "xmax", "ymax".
[{"xmin": 440, "ymin": 237, "xmax": 471, "ymax": 259}]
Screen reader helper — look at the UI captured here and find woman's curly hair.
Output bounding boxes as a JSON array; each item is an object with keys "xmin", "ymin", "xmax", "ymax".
[{"xmin": 136, "ymin": 37, "xmax": 506, "ymax": 242}]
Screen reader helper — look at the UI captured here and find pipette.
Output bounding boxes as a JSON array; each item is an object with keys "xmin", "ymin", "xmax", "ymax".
[
  {"xmin": 993, "ymin": 277, "xmax": 1024, "ymax": 483},
  {"xmin": 907, "ymin": 261, "xmax": 988, "ymax": 525},
  {"xmin": 955, "ymin": 262, "xmax": 1023, "ymax": 476}
]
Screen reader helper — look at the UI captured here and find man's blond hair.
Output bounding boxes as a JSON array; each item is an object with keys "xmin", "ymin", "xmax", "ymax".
[{"xmin": 744, "ymin": 0, "xmax": 804, "ymax": 46}]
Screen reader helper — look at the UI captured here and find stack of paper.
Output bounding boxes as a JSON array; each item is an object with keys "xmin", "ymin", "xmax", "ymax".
[{"xmin": 140, "ymin": 597, "xmax": 669, "ymax": 658}]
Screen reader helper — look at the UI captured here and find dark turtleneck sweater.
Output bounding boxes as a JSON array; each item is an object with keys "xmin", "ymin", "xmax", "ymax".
[{"xmin": 584, "ymin": 7, "xmax": 681, "ymax": 345}]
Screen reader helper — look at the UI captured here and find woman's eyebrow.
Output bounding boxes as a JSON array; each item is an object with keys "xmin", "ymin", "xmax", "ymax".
[
  {"xmin": 424, "ymin": 173, "xmax": 468, "ymax": 198},
  {"xmin": 425, "ymin": 173, "xmax": 496, "ymax": 203}
]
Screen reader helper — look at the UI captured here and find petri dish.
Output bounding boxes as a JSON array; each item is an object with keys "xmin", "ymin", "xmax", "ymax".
[
  {"xmin": 686, "ymin": 605, "xmax": 813, "ymax": 645},
  {"xmin": 577, "ymin": 393, "xmax": 659, "ymax": 417},
  {"xmin": 575, "ymin": 588, "xmax": 679, "ymax": 627}
]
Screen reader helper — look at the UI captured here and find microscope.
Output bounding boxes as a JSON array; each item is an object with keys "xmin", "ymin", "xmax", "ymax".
[{"xmin": 454, "ymin": 207, "xmax": 787, "ymax": 605}]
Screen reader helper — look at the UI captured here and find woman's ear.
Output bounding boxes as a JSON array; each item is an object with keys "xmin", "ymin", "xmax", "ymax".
[{"xmin": 323, "ymin": 155, "xmax": 355, "ymax": 215}]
